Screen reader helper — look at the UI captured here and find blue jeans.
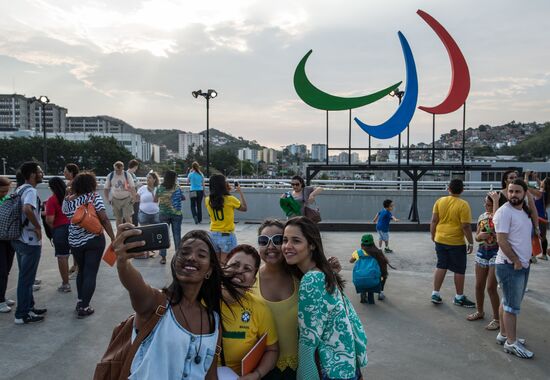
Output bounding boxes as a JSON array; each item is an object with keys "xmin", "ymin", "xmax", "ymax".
[
  {"xmin": 496, "ymin": 263, "xmax": 530, "ymax": 315},
  {"xmin": 160, "ymin": 214, "xmax": 182, "ymax": 257},
  {"xmin": 189, "ymin": 190, "xmax": 204, "ymax": 223},
  {"xmin": 11, "ymin": 241, "xmax": 41, "ymax": 318},
  {"xmin": 209, "ymin": 232, "xmax": 237, "ymax": 254},
  {"xmin": 138, "ymin": 211, "xmax": 160, "ymax": 225}
]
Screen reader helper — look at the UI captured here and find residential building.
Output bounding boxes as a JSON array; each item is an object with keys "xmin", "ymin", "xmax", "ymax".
[
  {"xmin": 66, "ymin": 115, "xmax": 133, "ymax": 133},
  {"xmin": 260, "ymin": 148, "xmax": 277, "ymax": 163},
  {"xmin": 0, "ymin": 94, "xmax": 67, "ymax": 132},
  {"xmin": 238, "ymin": 147, "xmax": 259, "ymax": 163},
  {"xmin": 311, "ymin": 143, "xmax": 327, "ymax": 162},
  {"xmin": 178, "ymin": 132, "xmax": 204, "ymax": 159},
  {"xmin": 286, "ymin": 144, "xmax": 308, "ymax": 158}
]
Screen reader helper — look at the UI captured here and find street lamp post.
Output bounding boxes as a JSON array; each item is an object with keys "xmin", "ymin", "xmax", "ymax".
[
  {"xmin": 192, "ymin": 89, "xmax": 218, "ymax": 177},
  {"xmin": 31, "ymin": 96, "xmax": 50, "ymax": 174},
  {"xmin": 1, "ymin": 158, "xmax": 6, "ymax": 175}
]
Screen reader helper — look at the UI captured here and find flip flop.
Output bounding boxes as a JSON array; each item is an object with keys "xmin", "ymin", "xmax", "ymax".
[{"xmin": 467, "ymin": 311, "xmax": 485, "ymax": 321}]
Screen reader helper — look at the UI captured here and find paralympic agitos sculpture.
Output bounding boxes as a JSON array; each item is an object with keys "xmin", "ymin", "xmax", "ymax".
[{"xmin": 293, "ymin": 9, "xmax": 471, "ymax": 140}]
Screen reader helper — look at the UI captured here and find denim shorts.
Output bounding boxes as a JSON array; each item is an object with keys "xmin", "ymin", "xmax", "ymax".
[
  {"xmin": 138, "ymin": 210, "xmax": 160, "ymax": 225},
  {"xmin": 209, "ymin": 232, "xmax": 237, "ymax": 254},
  {"xmin": 475, "ymin": 248, "xmax": 498, "ymax": 268},
  {"xmin": 52, "ymin": 224, "xmax": 71, "ymax": 257},
  {"xmin": 496, "ymin": 263, "xmax": 530, "ymax": 315},
  {"xmin": 435, "ymin": 243, "xmax": 467, "ymax": 274},
  {"xmin": 377, "ymin": 229, "xmax": 389, "ymax": 242}
]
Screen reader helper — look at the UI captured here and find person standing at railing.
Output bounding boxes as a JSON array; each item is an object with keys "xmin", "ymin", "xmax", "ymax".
[
  {"xmin": 187, "ymin": 162, "xmax": 205, "ymax": 225},
  {"xmin": 280, "ymin": 175, "xmax": 322, "ymax": 218}
]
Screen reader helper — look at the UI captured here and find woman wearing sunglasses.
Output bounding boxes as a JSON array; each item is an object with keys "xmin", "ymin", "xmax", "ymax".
[
  {"xmin": 280, "ymin": 175, "xmax": 322, "ymax": 218},
  {"xmin": 251, "ymin": 219, "xmax": 341, "ymax": 380}
]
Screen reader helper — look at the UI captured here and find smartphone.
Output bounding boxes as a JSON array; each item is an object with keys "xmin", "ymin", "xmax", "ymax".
[
  {"xmin": 124, "ymin": 223, "xmax": 171, "ymax": 253},
  {"xmin": 234, "ymin": 181, "xmax": 240, "ymax": 188}
]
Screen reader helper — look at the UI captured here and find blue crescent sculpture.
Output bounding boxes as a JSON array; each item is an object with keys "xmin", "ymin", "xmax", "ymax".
[{"xmin": 354, "ymin": 31, "xmax": 418, "ymax": 139}]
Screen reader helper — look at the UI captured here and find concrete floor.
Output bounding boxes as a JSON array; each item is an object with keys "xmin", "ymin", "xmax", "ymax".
[{"xmin": 0, "ymin": 222, "xmax": 548, "ymax": 380}]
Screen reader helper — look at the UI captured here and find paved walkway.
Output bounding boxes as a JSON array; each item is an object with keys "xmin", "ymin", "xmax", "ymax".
[{"xmin": 0, "ymin": 223, "xmax": 549, "ymax": 379}]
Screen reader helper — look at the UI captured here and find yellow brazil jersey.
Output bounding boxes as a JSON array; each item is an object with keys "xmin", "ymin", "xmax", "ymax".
[
  {"xmin": 433, "ymin": 195, "xmax": 472, "ymax": 246},
  {"xmin": 205, "ymin": 195, "xmax": 240, "ymax": 232},
  {"xmin": 220, "ymin": 292, "xmax": 278, "ymax": 375}
]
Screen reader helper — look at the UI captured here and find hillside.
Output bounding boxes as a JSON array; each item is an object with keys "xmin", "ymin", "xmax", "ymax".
[{"xmin": 134, "ymin": 127, "xmax": 264, "ymax": 153}]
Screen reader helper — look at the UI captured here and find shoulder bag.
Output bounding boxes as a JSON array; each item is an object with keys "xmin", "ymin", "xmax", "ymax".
[{"xmin": 72, "ymin": 193, "xmax": 103, "ymax": 235}]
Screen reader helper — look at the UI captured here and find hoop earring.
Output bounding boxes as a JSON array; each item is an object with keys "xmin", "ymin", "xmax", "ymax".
[{"xmin": 205, "ymin": 273, "xmax": 211, "ymax": 280}]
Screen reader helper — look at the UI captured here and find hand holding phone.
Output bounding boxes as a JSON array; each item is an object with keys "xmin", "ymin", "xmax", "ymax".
[{"xmin": 124, "ymin": 223, "xmax": 171, "ymax": 253}]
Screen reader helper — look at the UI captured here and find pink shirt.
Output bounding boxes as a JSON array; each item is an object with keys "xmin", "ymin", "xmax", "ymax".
[{"xmin": 46, "ymin": 195, "xmax": 70, "ymax": 228}]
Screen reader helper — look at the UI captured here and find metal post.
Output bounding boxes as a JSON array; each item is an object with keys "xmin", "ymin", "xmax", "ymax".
[
  {"xmin": 407, "ymin": 124, "xmax": 410, "ymax": 165},
  {"xmin": 42, "ymin": 104, "xmax": 47, "ymax": 174},
  {"xmin": 432, "ymin": 113, "xmax": 435, "ymax": 166},
  {"xmin": 368, "ymin": 135, "xmax": 371, "ymax": 165},
  {"xmin": 326, "ymin": 110, "xmax": 329, "ymax": 165},
  {"xmin": 206, "ymin": 97, "xmax": 210, "ymax": 177},
  {"xmin": 348, "ymin": 109, "xmax": 352, "ymax": 165},
  {"xmin": 462, "ymin": 102, "xmax": 466, "ymax": 166},
  {"xmin": 397, "ymin": 133, "xmax": 401, "ymax": 180}
]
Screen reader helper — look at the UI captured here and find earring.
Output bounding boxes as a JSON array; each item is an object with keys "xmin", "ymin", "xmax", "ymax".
[{"xmin": 205, "ymin": 273, "xmax": 211, "ymax": 279}]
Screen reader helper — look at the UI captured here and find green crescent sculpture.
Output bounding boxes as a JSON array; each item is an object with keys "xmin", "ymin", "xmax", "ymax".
[{"xmin": 293, "ymin": 50, "xmax": 401, "ymax": 111}]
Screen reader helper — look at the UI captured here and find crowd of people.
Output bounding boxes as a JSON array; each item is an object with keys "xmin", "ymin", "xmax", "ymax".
[{"xmin": 0, "ymin": 160, "xmax": 546, "ymax": 379}]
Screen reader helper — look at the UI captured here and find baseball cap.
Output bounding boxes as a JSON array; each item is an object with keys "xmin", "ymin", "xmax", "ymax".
[{"xmin": 361, "ymin": 234, "xmax": 374, "ymax": 246}]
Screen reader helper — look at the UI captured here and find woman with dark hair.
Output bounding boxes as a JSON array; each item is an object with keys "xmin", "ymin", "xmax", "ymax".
[
  {"xmin": 45, "ymin": 177, "xmax": 71, "ymax": 292},
  {"xmin": 0, "ymin": 177, "xmax": 16, "ymax": 313},
  {"xmin": 221, "ymin": 244, "xmax": 279, "ymax": 378},
  {"xmin": 205, "ymin": 174, "xmax": 247, "ymax": 263},
  {"xmin": 158, "ymin": 170, "xmax": 184, "ymax": 265},
  {"xmin": 63, "ymin": 163, "xmax": 79, "ymax": 274},
  {"xmin": 283, "ymin": 216, "xmax": 367, "ymax": 380},
  {"xmin": 188, "ymin": 161, "xmax": 205, "ymax": 224},
  {"xmin": 280, "ymin": 175, "xmax": 322, "ymax": 219},
  {"xmin": 111, "ymin": 226, "xmax": 243, "ymax": 379},
  {"xmin": 62, "ymin": 172, "xmax": 115, "ymax": 318}
]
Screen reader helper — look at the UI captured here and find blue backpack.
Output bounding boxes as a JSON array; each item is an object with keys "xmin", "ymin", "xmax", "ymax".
[{"xmin": 352, "ymin": 249, "xmax": 381, "ymax": 292}]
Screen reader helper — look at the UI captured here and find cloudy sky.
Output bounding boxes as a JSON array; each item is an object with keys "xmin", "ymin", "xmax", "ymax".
[{"xmin": 1, "ymin": 0, "xmax": 549, "ymax": 152}]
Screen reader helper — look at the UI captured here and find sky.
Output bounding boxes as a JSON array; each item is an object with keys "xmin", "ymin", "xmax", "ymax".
[{"xmin": 1, "ymin": 0, "xmax": 549, "ymax": 152}]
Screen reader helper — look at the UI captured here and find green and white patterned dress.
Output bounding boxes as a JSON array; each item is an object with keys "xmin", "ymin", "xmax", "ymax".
[{"xmin": 297, "ymin": 270, "xmax": 368, "ymax": 380}]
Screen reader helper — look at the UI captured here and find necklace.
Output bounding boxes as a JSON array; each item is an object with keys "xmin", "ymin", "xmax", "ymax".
[{"xmin": 178, "ymin": 301, "xmax": 203, "ymax": 364}]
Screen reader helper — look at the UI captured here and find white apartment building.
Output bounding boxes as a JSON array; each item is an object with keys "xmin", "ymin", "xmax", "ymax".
[
  {"xmin": 66, "ymin": 116, "xmax": 133, "ymax": 133},
  {"xmin": 311, "ymin": 144, "xmax": 327, "ymax": 161},
  {"xmin": 260, "ymin": 148, "xmax": 277, "ymax": 163},
  {"xmin": 0, "ymin": 94, "xmax": 67, "ymax": 132},
  {"xmin": 238, "ymin": 147, "xmax": 259, "ymax": 163},
  {"xmin": 178, "ymin": 132, "xmax": 204, "ymax": 159}
]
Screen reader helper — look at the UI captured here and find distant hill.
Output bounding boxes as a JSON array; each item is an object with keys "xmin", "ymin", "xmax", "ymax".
[
  {"xmin": 134, "ymin": 128, "xmax": 265, "ymax": 153},
  {"xmin": 502, "ymin": 122, "xmax": 550, "ymax": 160}
]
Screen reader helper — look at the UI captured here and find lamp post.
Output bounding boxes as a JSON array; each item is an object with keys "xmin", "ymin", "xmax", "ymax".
[
  {"xmin": 192, "ymin": 89, "xmax": 217, "ymax": 177},
  {"xmin": 1, "ymin": 158, "xmax": 6, "ymax": 175},
  {"xmin": 31, "ymin": 96, "xmax": 50, "ymax": 174},
  {"xmin": 389, "ymin": 89, "xmax": 404, "ymax": 181}
]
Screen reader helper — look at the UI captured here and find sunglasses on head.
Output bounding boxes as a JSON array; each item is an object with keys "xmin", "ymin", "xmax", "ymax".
[{"xmin": 258, "ymin": 234, "xmax": 283, "ymax": 247}]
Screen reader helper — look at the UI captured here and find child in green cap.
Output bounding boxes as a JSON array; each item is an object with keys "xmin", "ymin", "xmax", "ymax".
[{"xmin": 350, "ymin": 233, "xmax": 393, "ymax": 303}]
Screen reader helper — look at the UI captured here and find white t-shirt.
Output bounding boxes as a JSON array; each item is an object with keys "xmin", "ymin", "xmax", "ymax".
[
  {"xmin": 105, "ymin": 171, "xmax": 134, "ymax": 199},
  {"xmin": 18, "ymin": 185, "xmax": 41, "ymax": 246},
  {"xmin": 494, "ymin": 202, "xmax": 533, "ymax": 268},
  {"xmin": 137, "ymin": 186, "xmax": 159, "ymax": 215}
]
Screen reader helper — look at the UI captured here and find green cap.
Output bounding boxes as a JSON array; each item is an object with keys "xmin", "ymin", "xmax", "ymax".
[{"xmin": 361, "ymin": 234, "xmax": 374, "ymax": 246}]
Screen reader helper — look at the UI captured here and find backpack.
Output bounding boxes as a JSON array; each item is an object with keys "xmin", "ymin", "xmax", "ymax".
[
  {"xmin": 93, "ymin": 293, "xmax": 167, "ymax": 380},
  {"xmin": 0, "ymin": 184, "xmax": 32, "ymax": 240},
  {"xmin": 352, "ymin": 249, "xmax": 381, "ymax": 293},
  {"xmin": 108, "ymin": 171, "xmax": 130, "ymax": 191}
]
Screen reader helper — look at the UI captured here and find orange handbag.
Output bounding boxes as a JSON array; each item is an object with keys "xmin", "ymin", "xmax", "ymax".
[
  {"xmin": 72, "ymin": 194, "xmax": 103, "ymax": 235},
  {"xmin": 532, "ymin": 235, "xmax": 542, "ymax": 257}
]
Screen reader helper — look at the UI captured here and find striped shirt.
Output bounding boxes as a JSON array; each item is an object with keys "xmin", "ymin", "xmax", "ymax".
[{"xmin": 62, "ymin": 192, "xmax": 105, "ymax": 247}]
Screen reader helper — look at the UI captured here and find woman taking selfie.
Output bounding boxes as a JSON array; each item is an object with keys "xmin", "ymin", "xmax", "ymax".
[
  {"xmin": 111, "ymin": 227, "xmax": 242, "ymax": 379},
  {"xmin": 283, "ymin": 217, "xmax": 367, "ymax": 380}
]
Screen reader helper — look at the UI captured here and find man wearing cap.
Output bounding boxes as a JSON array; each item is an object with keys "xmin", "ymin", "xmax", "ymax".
[
  {"xmin": 350, "ymin": 234, "xmax": 390, "ymax": 303},
  {"xmin": 430, "ymin": 179, "xmax": 475, "ymax": 307}
]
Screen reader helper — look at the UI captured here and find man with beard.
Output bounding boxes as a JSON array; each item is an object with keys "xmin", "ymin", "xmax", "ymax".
[
  {"xmin": 493, "ymin": 179, "xmax": 534, "ymax": 358},
  {"xmin": 13, "ymin": 162, "xmax": 47, "ymax": 324}
]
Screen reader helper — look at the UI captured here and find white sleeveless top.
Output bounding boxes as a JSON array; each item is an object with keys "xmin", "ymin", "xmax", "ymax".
[{"xmin": 130, "ymin": 306, "xmax": 219, "ymax": 380}]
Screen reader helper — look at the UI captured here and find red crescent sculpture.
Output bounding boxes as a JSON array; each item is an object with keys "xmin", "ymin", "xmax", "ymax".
[{"xmin": 417, "ymin": 9, "xmax": 470, "ymax": 115}]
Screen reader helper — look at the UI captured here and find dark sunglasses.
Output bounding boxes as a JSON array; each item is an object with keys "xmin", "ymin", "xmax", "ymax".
[
  {"xmin": 258, "ymin": 234, "xmax": 283, "ymax": 246},
  {"xmin": 291, "ymin": 182, "xmax": 301, "ymax": 187}
]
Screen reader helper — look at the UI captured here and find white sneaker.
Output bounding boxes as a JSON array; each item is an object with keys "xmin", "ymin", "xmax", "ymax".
[
  {"xmin": 503, "ymin": 340, "xmax": 534, "ymax": 359},
  {"xmin": 33, "ymin": 284, "xmax": 41, "ymax": 291},
  {"xmin": 6, "ymin": 299, "xmax": 15, "ymax": 306},
  {"xmin": 496, "ymin": 332, "xmax": 526, "ymax": 345},
  {"xmin": 0, "ymin": 302, "xmax": 12, "ymax": 313},
  {"xmin": 34, "ymin": 279, "xmax": 42, "ymax": 285}
]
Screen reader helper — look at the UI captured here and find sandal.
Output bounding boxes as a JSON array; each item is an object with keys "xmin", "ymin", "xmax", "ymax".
[
  {"xmin": 485, "ymin": 319, "xmax": 500, "ymax": 330},
  {"xmin": 160, "ymin": 257, "xmax": 166, "ymax": 265},
  {"xmin": 466, "ymin": 311, "xmax": 485, "ymax": 321}
]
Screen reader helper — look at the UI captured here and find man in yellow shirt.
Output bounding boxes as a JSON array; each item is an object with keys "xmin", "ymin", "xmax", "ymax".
[{"xmin": 430, "ymin": 179, "xmax": 475, "ymax": 307}]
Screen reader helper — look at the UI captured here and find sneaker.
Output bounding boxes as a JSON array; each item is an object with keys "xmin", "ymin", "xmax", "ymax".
[
  {"xmin": 75, "ymin": 301, "xmax": 82, "ymax": 312},
  {"xmin": 378, "ymin": 292, "xmax": 386, "ymax": 301},
  {"xmin": 69, "ymin": 270, "xmax": 78, "ymax": 280},
  {"xmin": 0, "ymin": 302, "xmax": 12, "ymax": 313},
  {"xmin": 496, "ymin": 332, "xmax": 526, "ymax": 346},
  {"xmin": 57, "ymin": 283, "xmax": 71, "ymax": 293},
  {"xmin": 6, "ymin": 299, "xmax": 15, "ymax": 306},
  {"xmin": 160, "ymin": 257, "xmax": 166, "ymax": 265},
  {"xmin": 32, "ymin": 284, "xmax": 41, "ymax": 291},
  {"xmin": 360, "ymin": 293, "xmax": 367, "ymax": 303},
  {"xmin": 530, "ymin": 256, "xmax": 537, "ymax": 264},
  {"xmin": 431, "ymin": 294, "xmax": 442, "ymax": 304},
  {"xmin": 384, "ymin": 248, "xmax": 393, "ymax": 253},
  {"xmin": 15, "ymin": 314, "xmax": 44, "ymax": 324},
  {"xmin": 503, "ymin": 340, "xmax": 534, "ymax": 359},
  {"xmin": 453, "ymin": 296, "xmax": 476, "ymax": 308},
  {"xmin": 538, "ymin": 254, "xmax": 548, "ymax": 261},
  {"xmin": 77, "ymin": 306, "xmax": 95, "ymax": 319},
  {"xmin": 34, "ymin": 279, "xmax": 42, "ymax": 285},
  {"xmin": 30, "ymin": 307, "xmax": 47, "ymax": 316}
]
